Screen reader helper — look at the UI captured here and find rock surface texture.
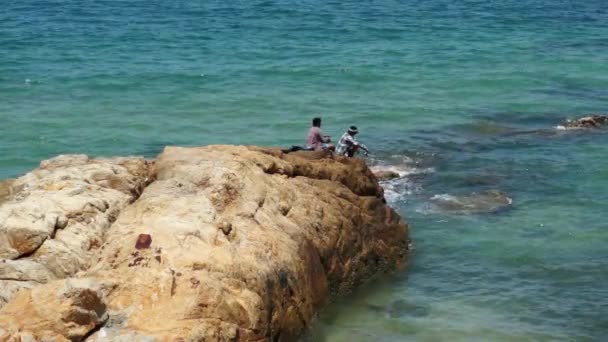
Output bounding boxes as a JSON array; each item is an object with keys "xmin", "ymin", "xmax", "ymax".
[
  {"xmin": 371, "ymin": 169, "xmax": 401, "ymax": 181},
  {"xmin": 0, "ymin": 146, "xmax": 409, "ymax": 341},
  {"xmin": 0, "ymin": 155, "xmax": 152, "ymax": 308},
  {"xmin": 560, "ymin": 114, "xmax": 608, "ymax": 129}
]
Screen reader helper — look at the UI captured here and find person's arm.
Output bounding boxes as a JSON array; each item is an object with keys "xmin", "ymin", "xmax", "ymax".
[
  {"xmin": 316, "ymin": 129, "xmax": 330, "ymax": 143},
  {"xmin": 354, "ymin": 139, "xmax": 369, "ymax": 154},
  {"xmin": 320, "ymin": 130, "xmax": 331, "ymax": 143}
]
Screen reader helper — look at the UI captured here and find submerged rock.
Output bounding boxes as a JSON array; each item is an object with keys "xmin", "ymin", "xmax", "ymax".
[
  {"xmin": 367, "ymin": 299, "xmax": 430, "ymax": 319},
  {"xmin": 430, "ymin": 189, "xmax": 512, "ymax": 214},
  {"xmin": 458, "ymin": 174, "xmax": 502, "ymax": 187},
  {"xmin": 559, "ymin": 114, "xmax": 608, "ymax": 129},
  {"xmin": 0, "ymin": 145, "xmax": 409, "ymax": 341}
]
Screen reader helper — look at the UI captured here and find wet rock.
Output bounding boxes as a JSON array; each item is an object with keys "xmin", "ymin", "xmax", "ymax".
[
  {"xmin": 560, "ymin": 114, "xmax": 608, "ymax": 129},
  {"xmin": 430, "ymin": 189, "xmax": 512, "ymax": 214},
  {"xmin": 372, "ymin": 170, "xmax": 401, "ymax": 181},
  {"xmin": 0, "ymin": 145, "xmax": 409, "ymax": 341}
]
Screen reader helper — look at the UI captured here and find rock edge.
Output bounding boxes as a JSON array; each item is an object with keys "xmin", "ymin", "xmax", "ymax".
[{"xmin": 0, "ymin": 145, "xmax": 409, "ymax": 342}]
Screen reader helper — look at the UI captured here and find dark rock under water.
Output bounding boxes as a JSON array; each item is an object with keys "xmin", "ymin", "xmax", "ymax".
[
  {"xmin": 559, "ymin": 115, "xmax": 608, "ymax": 129},
  {"xmin": 430, "ymin": 189, "xmax": 512, "ymax": 214},
  {"xmin": 367, "ymin": 299, "xmax": 430, "ymax": 319}
]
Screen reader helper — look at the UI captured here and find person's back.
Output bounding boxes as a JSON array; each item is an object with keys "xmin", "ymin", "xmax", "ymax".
[
  {"xmin": 306, "ymin": 126, "xmax": 323, "ymax": 149},
  {"xmin": 335, "ymin": 132, "xmax": 352, "ymax": 155},
  {"xmin": 305, "ymin": 117, "xmax": 334, "ymax": 151},
  {"xmin": 336, "ymin": 126, "xmax": 368, "ymax": 157}
]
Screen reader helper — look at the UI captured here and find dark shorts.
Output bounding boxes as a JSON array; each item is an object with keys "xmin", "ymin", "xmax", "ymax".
[{"xmin": 306, "ymin": 143, "xmax": 331, "ymax": 151}]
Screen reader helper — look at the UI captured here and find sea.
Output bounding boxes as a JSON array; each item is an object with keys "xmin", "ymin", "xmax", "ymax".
[{"xmin": 1, "ymin": 1, "xmax": 607, "ymax": 340}]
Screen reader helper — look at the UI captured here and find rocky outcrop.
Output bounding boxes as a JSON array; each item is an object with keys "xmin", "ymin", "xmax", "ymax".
[
  {"xmin": 371, "ymin": 169, "xmax": 400, "ymax": 181},
  {"xmin": 0, "ymin": 279, "xmax": 110, "ymax": 342},
  {"xmin": 560, "ymin": 114, "xmax": 608, "ymax": 129},
  {"xmin": 0, "ymin": 146, "xmax": 409, "ymax": 341},
  {"xmin": 0, "ymin": 155, "xmax": 152, "ymax": 307}
]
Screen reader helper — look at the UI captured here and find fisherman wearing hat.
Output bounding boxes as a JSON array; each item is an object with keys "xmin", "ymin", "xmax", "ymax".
[{"xmin": 336, "ymin": 125, "xmax": 369, "ymax": 157}]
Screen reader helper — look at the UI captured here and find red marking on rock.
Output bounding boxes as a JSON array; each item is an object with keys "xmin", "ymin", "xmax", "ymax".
[{"xmin": 135, "ymin": 234, "xmax": 152, "ymax": 249}]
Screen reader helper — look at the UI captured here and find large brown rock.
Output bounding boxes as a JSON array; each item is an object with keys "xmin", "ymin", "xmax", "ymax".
[
  {"xmin": 0, "ymin": 146, "xmax": 409, "ymax": 341},
  {"xmin": 0, "ymin": 155, "xmax": 152, "ymax": 307},
  {"xmin": 0, "ymin": 278, "xmax": 110, "ymax": 341}
]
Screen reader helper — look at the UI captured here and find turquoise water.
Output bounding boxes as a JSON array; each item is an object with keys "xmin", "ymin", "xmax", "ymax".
[{"xmin": 2, "ymin": 1, "xmax": 608, "ymax": 340}]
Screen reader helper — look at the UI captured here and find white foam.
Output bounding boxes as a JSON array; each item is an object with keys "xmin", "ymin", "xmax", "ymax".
[
  {"xmin": 430, "ymin": 193, "xmax": 460, "ymax": 202},
  {"xmin": 375, "ymin": 171, "xmax": 422, "ymax": 204},
  {"xmin": 371, "ymin": 156, "xmax": 433, "ymax": 204},
  {"xmin": 383, "ymin": 186, "xmax": 409, "ymax": 203},
  {"xmin": 413, "ymin": 203, "xmax": 436, "ymax": 215},
  {"xmin": 371, "ymin": 164, "xmax": 434, "ymax": 178},
  {"xmin": 383, "ymin": 190, "xmax": 400, "ymax": 202}
]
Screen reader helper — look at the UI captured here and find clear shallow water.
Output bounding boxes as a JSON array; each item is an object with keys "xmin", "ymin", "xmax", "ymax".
[{"xmin": 2, "ymin": 0, "xmax": 608, "ymax": 340}]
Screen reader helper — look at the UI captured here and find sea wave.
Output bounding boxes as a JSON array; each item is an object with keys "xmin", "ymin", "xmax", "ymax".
[
  {"xmin": 370, "ymin": 159, "xmax": 433, "ymax": 203},
  {"xmin": 370, "ymin": 164, "xmax": 435, "ymax": 178}
]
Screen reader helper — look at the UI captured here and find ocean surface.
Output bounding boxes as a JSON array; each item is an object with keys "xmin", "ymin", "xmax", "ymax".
[{"xmin": 2, "ymin": 0, "xmax": 608, "ymax": 340}]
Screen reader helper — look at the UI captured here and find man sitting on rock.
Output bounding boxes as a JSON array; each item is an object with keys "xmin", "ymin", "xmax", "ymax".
[
  {"xmin": 336, "ymin": 126, "xmax": 369, "ymax": 157},
  {"xmin": 305, "ymin": 117, "xmax": 334, "ymax": 151}
]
